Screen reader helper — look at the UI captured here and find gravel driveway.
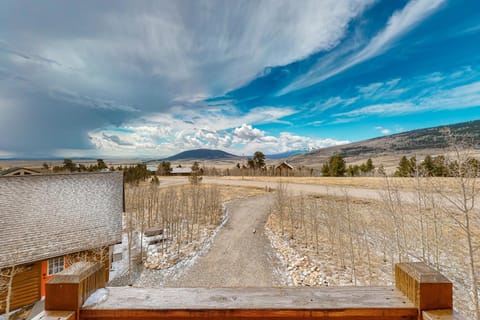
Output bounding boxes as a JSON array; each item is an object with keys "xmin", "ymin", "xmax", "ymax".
[{"xmin": 163, "ymin": 194, "xmax": 288, "ymax": 287}]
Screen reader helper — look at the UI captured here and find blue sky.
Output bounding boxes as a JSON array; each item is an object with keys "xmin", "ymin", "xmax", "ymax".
[{"xmin": 0, "ymin": 0, "xmax": 479, "ymax": 158}]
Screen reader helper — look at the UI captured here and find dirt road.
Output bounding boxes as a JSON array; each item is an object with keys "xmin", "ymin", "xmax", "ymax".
[
  {"xmin": 163, "ymin": 194, "xmax": 288, "ymax": 287},
  {"xmin": 159, "ymin": 176, "xmax": 406, "ymax": 201}
]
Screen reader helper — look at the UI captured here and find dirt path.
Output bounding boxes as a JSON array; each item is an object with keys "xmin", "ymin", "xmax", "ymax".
[
  {"xmin": 159, "ymin": 177, "xmax": 391, "ymax": 200},
  {"xmin": 163, "ymin": 194, "xmax": 287, "ymax": 287}
]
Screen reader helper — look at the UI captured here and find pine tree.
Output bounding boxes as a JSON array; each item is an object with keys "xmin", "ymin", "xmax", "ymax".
[
  {"xmin": 323, "ymin": 155, "xmax": 346, "ymax": 177},
  {"xmin": 395, "ymin": 156, "xmax": 412, "ymax": 177},
  {"xmin": 321, "ymin": 163, "xmax": 330, "ymax": 177},
  {"xmin": 422, "ymin": 155, "xmax": 435, "ymax": 176}
]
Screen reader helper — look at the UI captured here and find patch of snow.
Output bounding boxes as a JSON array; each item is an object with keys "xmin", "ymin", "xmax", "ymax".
[
  {"xmin": 83, "ymin": 288, "xmax": 109, "ymax": 308},
  {"xmin": 132, "ymin": 203, "xmax": 230, "ymax": 287}
]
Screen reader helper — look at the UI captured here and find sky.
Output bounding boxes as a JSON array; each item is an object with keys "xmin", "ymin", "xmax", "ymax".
[{"xmin": 0, "ymin": 0, "xmax": 479, "ymax": 159}]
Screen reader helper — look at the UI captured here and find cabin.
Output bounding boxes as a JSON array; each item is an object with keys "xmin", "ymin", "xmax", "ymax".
[
  {"xmin": 0, "ymin": 167, "xmax": 40, "ymax": 176},
  {"xmin": 0, "ymin": 172, "xmax": 123, "ymax": 315},
  {"xmin": 275, "ymin": 161, "xmax": 294, "ymax": 176},
  {"xmin": 147, "ymin": 165, "xmax": 158, "ymax": 173},
  {"xmin": 170, "ymin": 167, "xmax": 192, "ymax": 176}
]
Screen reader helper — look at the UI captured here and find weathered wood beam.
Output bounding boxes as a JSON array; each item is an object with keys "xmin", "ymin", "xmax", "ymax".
[
  {"xmin": 30, "ymin": 310, "xmax": 76, "ymax": 320},
  {"xmin": 422, "ymin": 309, "xmax": 458, "ymax": 320},
  {"xmin": 395, "ymin": 262, "xmax": 453, "ymax": 320},
  {"xmin": 80, "ymin": 287, "xmax": 417, "ymax": 319}
]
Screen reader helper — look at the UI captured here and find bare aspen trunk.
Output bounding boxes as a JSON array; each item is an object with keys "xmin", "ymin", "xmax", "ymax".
[
  {"xmin": 344, "ymin": 192, "xmax": 357, "ymax": 285},
  {"xmin": 465, "ymin": 212, "xmax": 480, "ymax": 320}
]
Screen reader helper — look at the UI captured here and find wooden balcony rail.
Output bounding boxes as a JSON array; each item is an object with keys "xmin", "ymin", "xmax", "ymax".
[
  {"xmin": 395, "ymin": 262, "xmax": 453, "ymax": 319},
  {"xmin": 38, "ymin": 262, "xmax": 456, "ymax": 320}
]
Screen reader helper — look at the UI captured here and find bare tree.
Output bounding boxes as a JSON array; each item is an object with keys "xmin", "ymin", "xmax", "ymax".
[
  {"xmin": 343, "ymin": 190, "xmax": 357, "ymax": 285},
  {"xmin": 0, "ymin": 263, "xmax": 26, "ymax": 320},
  {"xmin": 380, "ymin": 176, "xmax": 407, "ymax": 264},
  {"xmin": 434, "ymin": 132, "xmax": 480, "ymax": 319},
  {"xmin": 274, "ymin": 181, "xmax": 289, "ymax": 236}
]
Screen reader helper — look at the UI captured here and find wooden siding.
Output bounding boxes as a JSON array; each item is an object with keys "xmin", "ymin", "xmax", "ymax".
[{"xmin": 0, "ymin": 262, "xmax": 41, "ymax": 314}]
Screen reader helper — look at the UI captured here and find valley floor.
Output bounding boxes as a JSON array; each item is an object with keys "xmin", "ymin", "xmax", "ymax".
[{"xmin": 109, "ymin": 176, "xmax": 477, "ymax": 319}]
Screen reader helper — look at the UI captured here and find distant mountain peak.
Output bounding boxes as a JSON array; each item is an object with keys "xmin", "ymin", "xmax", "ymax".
[{"xmin": 162, "ymin": 149, "xmax": 240, "ymax": 161}]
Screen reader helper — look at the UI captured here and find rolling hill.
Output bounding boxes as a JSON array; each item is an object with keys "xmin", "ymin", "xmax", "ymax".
[
  {"xmin": 289, "ymin": 120, "xmax": 480, "ymax": 167},
  {"xmin": 161, "ymin": 149, "xmax": 241, "ymax": 161}
]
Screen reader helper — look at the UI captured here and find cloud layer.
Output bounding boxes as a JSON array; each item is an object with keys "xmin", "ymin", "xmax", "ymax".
[
  {"xmin": 88, "ymin": 109, "xmax": 349, "ymax": 158},
  {"xmin": 0, "ymin": 0, "xmax": 479, "ymax": 158}
]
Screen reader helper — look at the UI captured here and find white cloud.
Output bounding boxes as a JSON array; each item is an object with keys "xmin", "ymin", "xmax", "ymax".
[
  {"xmin": 351, "ymin": 0, "xmax": 445, "ymax": 64},
  {"xmin": 0, "ymin": 150, "xmax": 15, "ymax": 158},
  {"xmin": 87, "ymin": 106, "xmax": 297, "ymax": 157},
  {"xmin": 12, "ymin": 1, "xmax": 374, "ymax": 104},
  {"xmin": 356, "ymin": 78, "xmax": 404, "ymax": 99},
  {"xmin": 147, "ymin": 105, "xmax": 297, "ymax": 132},
  {"xmin": 87, "ymin": 106, "xmax": 349, "ymax": 158},
  {"xmin": 280, "ymin": 0, "xmax": 445, "ymax": 95},
  {"xmin": 49, "ymin": 88, "xmax": 140, "ymax": 112},
  {"xmin": 335, "ymin": 80, "xmax": 480, "ymax": 119},
  {"xmin": 232, "ymin": 124, "xmax": 265, "ymax": 143},
  {"xmin": 315, "ymin": 96, "xmax": 359, "ymax": 112},
  {"xmin": 335, "ymin": 102, "xmax": 417, "ymax": 117},
  {"xmin": 375, "ymin": 126, "xmax": 391, "ymax": 135}
]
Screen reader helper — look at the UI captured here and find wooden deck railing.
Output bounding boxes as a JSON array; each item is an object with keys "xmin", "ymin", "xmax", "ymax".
[
  {"xmin": 34, "ymin": 262, "xmax": 105, "ymax": 320},
  {"xmin": 38, "ymin": 262, "xmax": 457, "ymax": 320}
]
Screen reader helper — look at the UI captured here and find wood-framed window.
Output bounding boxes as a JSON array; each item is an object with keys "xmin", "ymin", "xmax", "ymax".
[{"xmin": 47, "ymin": 256, "xmax": 64, "ymax": 275}]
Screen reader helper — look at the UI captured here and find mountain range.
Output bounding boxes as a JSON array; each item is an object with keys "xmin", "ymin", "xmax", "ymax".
[
  {"xmin": 144, "ymin": 120, "xmax": 480, "ymax": 166},
  {"xmin": 290, "ymin": 119, "xmax": 480, "ymax": 167}
]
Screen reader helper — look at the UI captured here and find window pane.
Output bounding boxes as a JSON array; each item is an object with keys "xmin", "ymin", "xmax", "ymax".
[{"xmin": 47, "ymin": 256, "xmax": 64, "ymax": 275}]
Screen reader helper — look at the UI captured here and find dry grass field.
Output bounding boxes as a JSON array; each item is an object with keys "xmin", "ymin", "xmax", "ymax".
[
  {"xmin": 264, "ymin": 178, "xmax": 479, "ymax": 319},
  {"xmin": 222, "ymin": 175, "xmax": 480, "ymax": 194}
]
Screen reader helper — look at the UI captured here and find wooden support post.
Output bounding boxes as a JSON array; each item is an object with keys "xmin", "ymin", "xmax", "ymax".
[
  {"xmin": 422, "ymin": 309, "xmax": 457, "ymax": 320},
  {"xmin": 395, "ymin": 262, "xmax": 453, "ymax": 320},
  {"xmin": 44, "ymin": 262, "xmax": 105, "ymax": 320}
]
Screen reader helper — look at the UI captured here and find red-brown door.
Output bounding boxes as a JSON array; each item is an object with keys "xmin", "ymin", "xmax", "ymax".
[
  {"xmin": 40, "ymin": 260, "xmax": 53, "ymax": 297},
  {"xmin": 40, "ymin": 257, "xmax": 65, "ymax": 297}
]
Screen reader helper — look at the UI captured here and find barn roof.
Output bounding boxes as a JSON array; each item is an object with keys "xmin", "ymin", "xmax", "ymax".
[
  {"xmin": 276, "ymin": 162, "xmax": 294, "ymax": 169},
  {"xmin": 0, "ymin": 172, "xmax": 123, "ymax": 268}
]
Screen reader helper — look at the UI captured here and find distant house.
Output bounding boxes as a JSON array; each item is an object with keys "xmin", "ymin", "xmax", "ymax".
[
  {"xmin": 147, "ymin": 165, "xmax": 158, "ymax": 173},
  {"xmin": 275, "ymin": 162, "xmax": 294, "ymax": 176},
  {"xmin": 170, "ymin": 167, "xmax": 192, "ymax": 176},
  {"xmin": 0, "ymin": 172, "xmax": 123, "ymax": 315},
  {"xmin": 0, "ymin": 167, "xmax": 39, "ymax": 176}
]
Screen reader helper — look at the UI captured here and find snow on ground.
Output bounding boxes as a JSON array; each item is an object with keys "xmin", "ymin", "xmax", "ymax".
[
  {"xmin": 83, "ymin": 288, "xmax": 109, "ymax": 308},
  {"xmin": 109, "ymin": 204, "xmax": 230, "ymax": 287},
  {"xmin": 264, "ymin": 194, "xmax": 476, "ymax": 319},
  {"xmin": 134, "ymin": 205, "xmax": 229, "ymax": 287}
]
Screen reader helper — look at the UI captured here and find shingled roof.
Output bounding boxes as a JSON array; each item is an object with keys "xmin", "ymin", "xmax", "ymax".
[
  {"xmin": 0, "ymin": 167, "xmax": 40, "ymax": 176},
  {"xmin": 0, "ymin": 172, "xmax": 123, "ymax": 268}
]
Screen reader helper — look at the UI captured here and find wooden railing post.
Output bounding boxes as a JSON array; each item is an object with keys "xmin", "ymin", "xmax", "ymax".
[
  {"xmin": 44, "ymin": 262, "xmax": 105, "ymax": 320},
  {"xmin": 395, "ymin": 262, "xmax": 453, "ymax": 320}
]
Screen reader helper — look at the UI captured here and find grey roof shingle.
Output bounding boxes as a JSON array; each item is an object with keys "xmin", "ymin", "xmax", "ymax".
[{"xmin": 0, "ymin": 172, "xmax": 123, "ymax": 268}]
